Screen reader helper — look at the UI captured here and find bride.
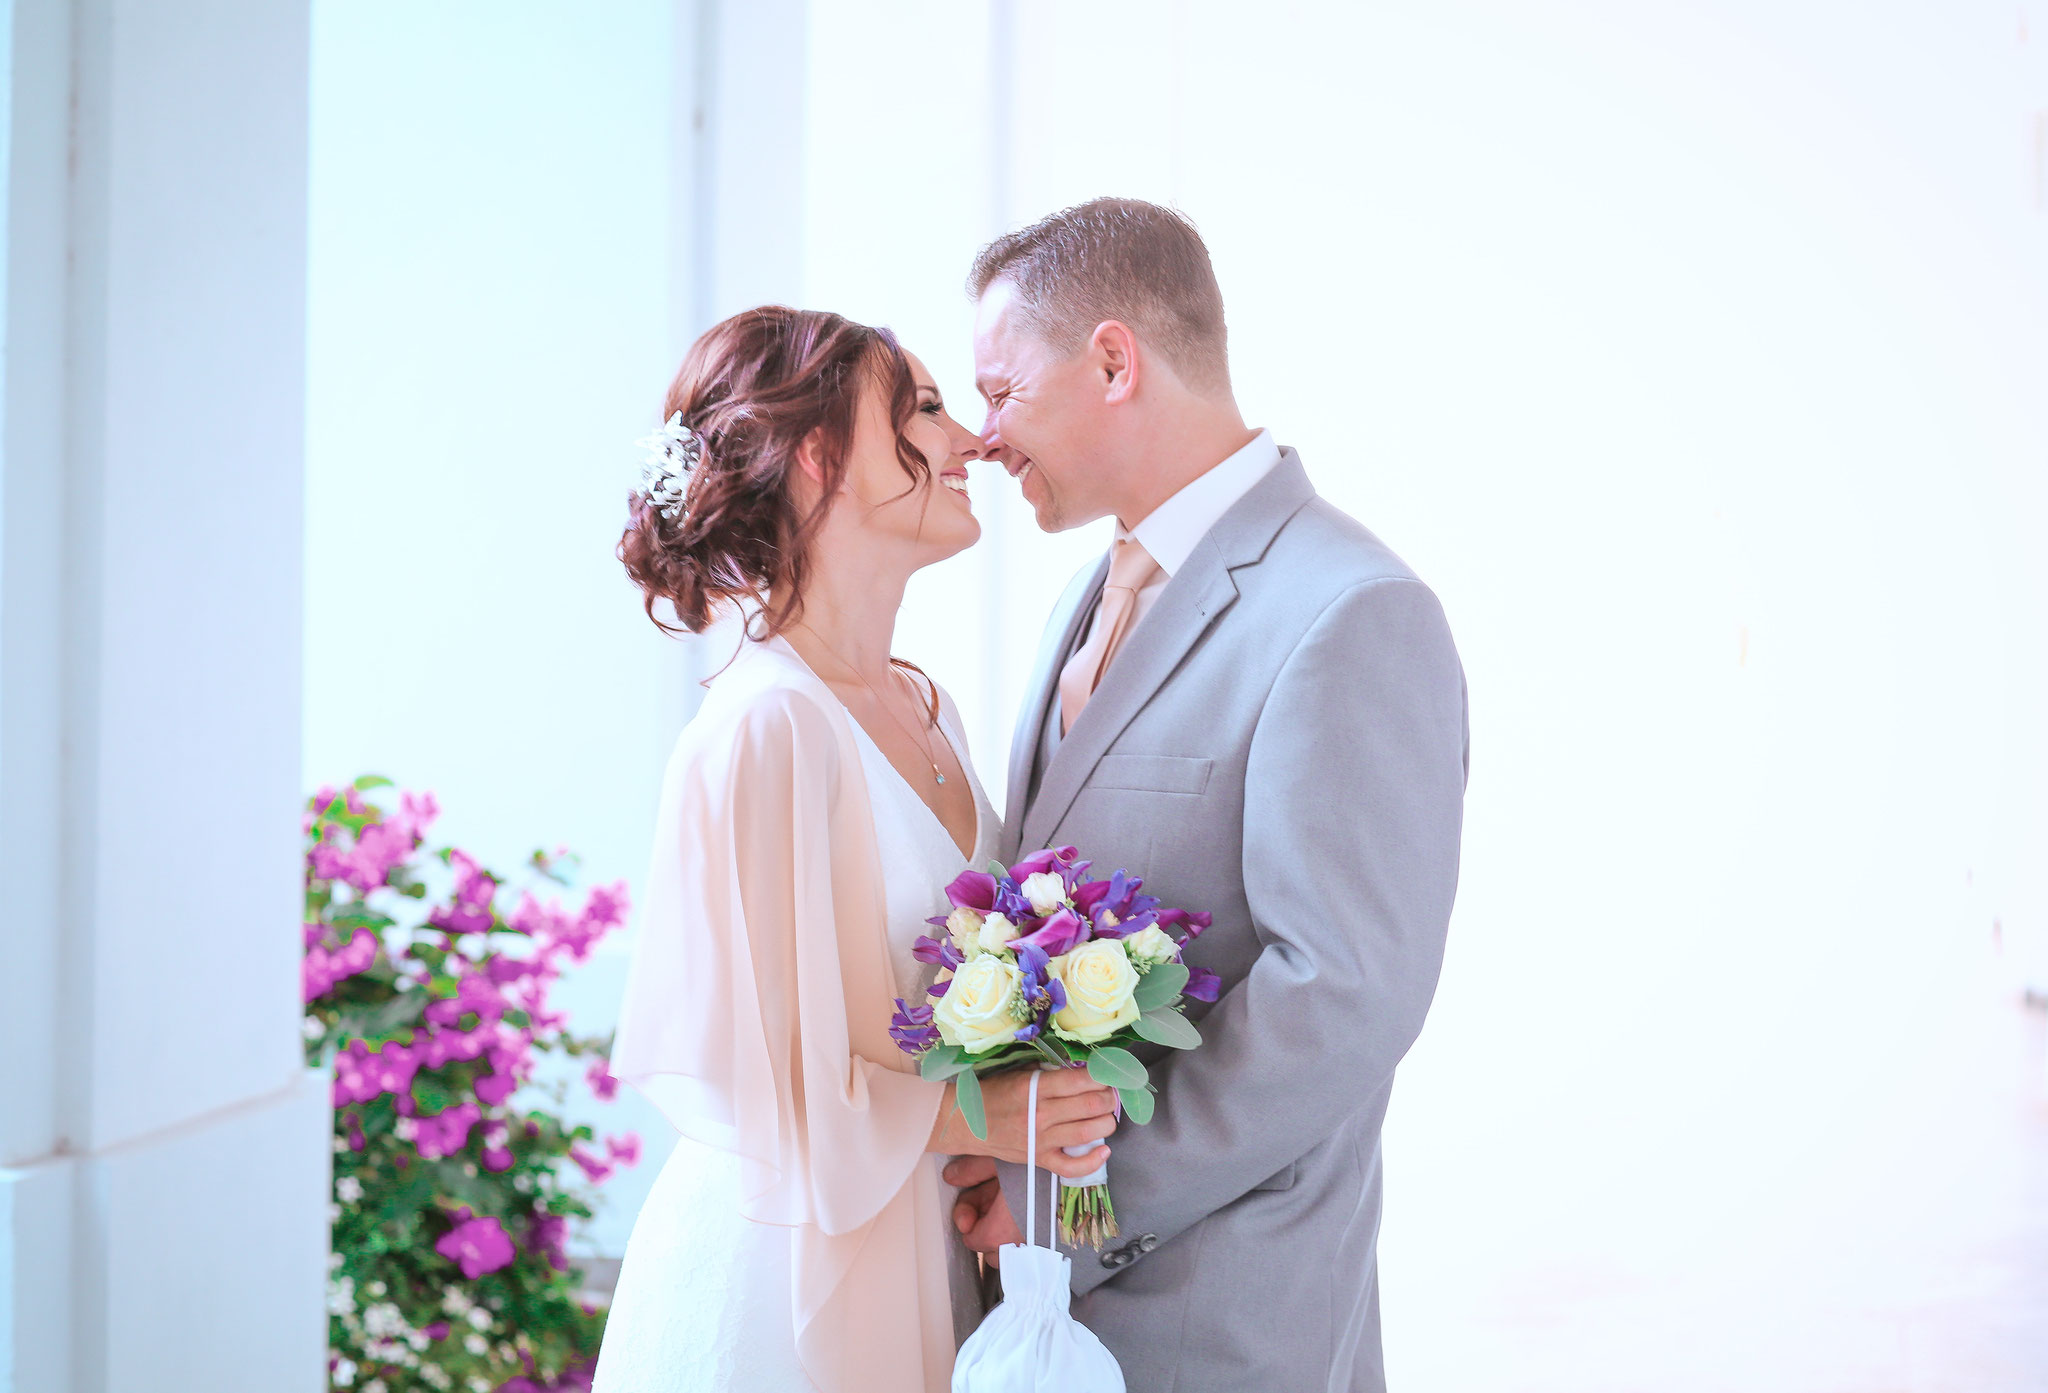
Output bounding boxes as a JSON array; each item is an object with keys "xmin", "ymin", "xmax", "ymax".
[{"xmin": 593, "ymin": 306, "xmax": 1119, "ymax": 1393}]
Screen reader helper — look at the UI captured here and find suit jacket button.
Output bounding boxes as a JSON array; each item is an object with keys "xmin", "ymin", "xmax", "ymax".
[{"xmin": 1136, "ymin": 1233, "xmax": 1158, "ymax": 1252}]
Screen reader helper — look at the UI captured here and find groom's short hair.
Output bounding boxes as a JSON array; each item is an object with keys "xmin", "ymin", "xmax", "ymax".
[{"xmin": 968, "ymin": 197, "xmax": 1230, "ymax": 395}]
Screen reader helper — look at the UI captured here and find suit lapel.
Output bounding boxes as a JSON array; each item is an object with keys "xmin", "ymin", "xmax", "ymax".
[
  {"xmin": 1003, "ymin": 556, "xmax": 1106, "ymax": 860},
  {"xmin": 1018, "ymin": 453, "xmax": 1319, "ymax": 853}
]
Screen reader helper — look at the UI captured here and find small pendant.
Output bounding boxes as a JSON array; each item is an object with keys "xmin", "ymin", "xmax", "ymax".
[{"xmin": 935, "ymin": 771, "xmax": 947, "ymax": 784}]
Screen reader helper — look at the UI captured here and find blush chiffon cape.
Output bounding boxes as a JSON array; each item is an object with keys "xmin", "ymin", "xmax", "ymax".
[{"xmin": 609, "ymin": 634, "xmax": 957, "ymax": 1393}]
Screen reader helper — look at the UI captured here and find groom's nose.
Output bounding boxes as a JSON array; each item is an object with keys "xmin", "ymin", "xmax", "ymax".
[{"xmin": 978, "ymin": 419, "xmax": 1022, "ymax": 472}]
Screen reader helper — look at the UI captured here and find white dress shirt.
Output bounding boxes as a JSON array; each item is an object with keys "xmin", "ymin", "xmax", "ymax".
[{"xmin": 1116, "ymin": 427, "xmax": 1282, "ymax": 627}]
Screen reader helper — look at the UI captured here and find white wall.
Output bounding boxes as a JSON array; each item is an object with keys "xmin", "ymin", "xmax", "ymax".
[{"xmin": 2, "ymin": 0, "xmax": 329, "ymax": 1387}]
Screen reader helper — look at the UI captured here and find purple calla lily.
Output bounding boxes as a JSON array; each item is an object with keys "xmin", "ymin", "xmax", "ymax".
[
  {"xmin": 1013, "ymin": 906, "xmax": 1087, "ymax": 958},
  {"xmin": 1183, "ymin": 965, "xmax": 1222, "ymax": 1002},
  {"xmin": 944, "ymin": 869, "xmax": 999, "ymax": 912},
  {"xmin": 1008, "ymin": 845, "xmax": 1079, "ymax": 880}
]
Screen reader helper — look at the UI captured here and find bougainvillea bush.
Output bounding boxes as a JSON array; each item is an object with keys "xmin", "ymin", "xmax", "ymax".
[{"xmin": 304, "ymin": 775, "xmax": 640, "ymax": 1393}]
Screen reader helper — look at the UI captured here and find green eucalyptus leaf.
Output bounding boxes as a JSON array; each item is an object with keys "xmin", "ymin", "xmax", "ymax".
[
  {"xmin": 1132, "ymin": 961, "xmax": 1189, "ymax": 1011},
  {"xmin": 918, "ymin": 1045, "xmax": 974, "ymax": 1082},
  {"xmin": 352, "ymin": 775, "xmax": 395, "ymax": 791},
  {"xmin": 955, "ymin": 1065, "xmax": 988, "ymax": 1140},
  {"xmin": 1085, "ymin": 1045, "xmax": 1148, "ymax": 1091},
  {"xmin": 1132, "ymin": 1008, "xmax": 1201, "ymax": 1050},
  {"xmin": 987, "ymin": 859, "xmax": 1009, "ymax": 879},
  {"xmin": 1116, "ymin": 1084, "xmax": 1156, "ymax": 1125}
]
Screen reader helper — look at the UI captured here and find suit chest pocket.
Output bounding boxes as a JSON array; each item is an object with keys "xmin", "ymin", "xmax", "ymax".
[{"xmin": 1086, "ymin": 754, "xmax": 1213, "ymax": 796}]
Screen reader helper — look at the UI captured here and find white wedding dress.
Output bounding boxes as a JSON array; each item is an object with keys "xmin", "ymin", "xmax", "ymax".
[{"xmin": 592, "ymin": 695, "xmax": 1000, "ymax": 1392}]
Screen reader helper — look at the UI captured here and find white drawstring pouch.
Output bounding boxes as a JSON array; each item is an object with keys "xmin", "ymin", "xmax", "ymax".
[{"xmin": 952, "ymin": 1070, "xmax": 1126, "ymax": 1393}]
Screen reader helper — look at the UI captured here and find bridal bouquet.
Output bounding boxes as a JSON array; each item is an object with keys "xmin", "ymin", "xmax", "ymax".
[{"xmin": 888, "ymin": 845, "xmax": 1219, "ymax": 1248}]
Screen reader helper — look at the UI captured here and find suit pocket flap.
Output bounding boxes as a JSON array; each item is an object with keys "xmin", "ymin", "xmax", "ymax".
[{"xmin": 1086, "ymin": 754, "xmax": 1213, "ymax": 796}]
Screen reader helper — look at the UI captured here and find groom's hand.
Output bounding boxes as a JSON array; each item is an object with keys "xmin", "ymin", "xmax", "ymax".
[{"xmin": 944, "ymin": 1155, "xmax": 1022, "ymax": 1262}]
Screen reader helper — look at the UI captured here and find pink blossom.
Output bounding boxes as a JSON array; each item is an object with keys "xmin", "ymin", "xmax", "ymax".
[
  {"xmin": 526, "ymin": 1212, "xmax": 570, "ymax": 1271},
  {"xmin": 412, "ymin": 1101, "xmax": 481, "ymax": 1160},
  {"xmin": 332, "ymin": 1038, "xmax": 418, "ymax": 1105},
  {"xmin": 585, "ymin": 1058, "xmax": 619, "ymax": 1102},
  {"xmin": 434, "ymin": 1207, "xmax": 515, "ymax": 1279},
  {"xmin": 605, "ymin": 1133, "xmax": 641, "ymax": 1168},
  {"xmin": 569, "ymin": 1145, "xmax": 612, "ymax": 1184},
  {"xmin": 482, "ymin": 1146, "xmax": 514, "ymax": 1173},
  {"xmin": 474, "ymin": 1071, "xmax": 517, "ymax": 1106},
  {"xmin": 429, "ymin": 849, "xmax": 497, "ymax": 935},
  {"xmin": 303, "ymin": 928, "xmax": 379, "ymax": 1003},
  {"xmin": 423, "ymin": 1321, "xmax": 450, "ymax": 1341},
  {"xmin": 425, "ymin": 971, "xmax": 508, "ymax": 1029}
]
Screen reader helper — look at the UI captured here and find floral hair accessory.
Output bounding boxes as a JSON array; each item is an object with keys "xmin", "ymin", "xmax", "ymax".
[{"xmin": 634, "ymin": 411, "xmax": 701, "ymax": 519}]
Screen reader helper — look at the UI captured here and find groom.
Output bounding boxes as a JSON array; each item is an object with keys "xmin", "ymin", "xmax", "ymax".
[{"xmin": 942, "ymin": 199, "xmax": 1470, "ymax": 1391}]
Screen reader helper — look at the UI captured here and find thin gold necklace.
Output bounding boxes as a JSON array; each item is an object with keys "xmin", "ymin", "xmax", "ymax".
[{"xmin": 795, "ymin": 624, "xmax": 950, "ymax": 785}]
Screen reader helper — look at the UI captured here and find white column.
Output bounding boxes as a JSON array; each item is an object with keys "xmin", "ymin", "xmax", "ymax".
[{"xmin": 1, "ymin": 1, "xmax": 329, "ymax": 1389}]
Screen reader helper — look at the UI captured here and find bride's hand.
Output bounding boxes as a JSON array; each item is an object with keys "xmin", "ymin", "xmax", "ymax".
[{"xmin": 934, "ymin": 1066, "xmax": 1117, "ymax": 1177}]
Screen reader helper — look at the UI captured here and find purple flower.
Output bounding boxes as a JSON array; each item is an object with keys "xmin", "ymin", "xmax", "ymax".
[
  {"xmin": 910, "ymin": 933, "xmax": 962, "ymax": 970},
  {"xmin": 473, "ymin": 1070, "xmax": 518, "ymax": 1106},
  {"xmin": 569, "ymin": 1145, "xmax": 612, "ymax": 1184},
  {"xmin": 482, "ymin": 1146, "xmax": 514, "ymax": 1173},
  {"xmin": 412, "ymin": 1101, "xmax": 482, "ymax": 1160},
  {"xmin": 425, "ymin": 971, "xmax": 508, "ymax": 1029},
  {"xmin": 1012, "ymin": 907, "xmax": 1087, "ymax": 958},
  {"xmin": 423, "ymin": 1320, "xmax": 451, "ymax": 1341},
  {"xmin": 889, "ymin": 997, "xmax": 941, "ymax": 1054},
  {"xmin": 302, "ymin": 927, "xmax": 379, "ymax": 1002},
  {"xmin": 1009, "ymin": 846, "xmax": 1079, "ymax": 879},
  {"xmin": 586, "ymin": 1058, "xmax": 619, "ymax": 1101},
  {"xmin": 1183, "ymin": 965, "xmax": 1222, "ymax": 1002},
  {"xmin": 606, "ymin": 1133, "xmax": 641, "ymax": 1168},
  {"xmin": 527, "ymin": 1212, "xmax": 570, "ymax": 1271},
  {"xmin": 428, "ymin": 849, "xmax": 497, "ymax": 935},
  {"xmin": 435, "ymin": 1208, "xmax": 515, "ymax": 1279},
  {"xmin": 943, "ymin": 869, "xmax": 998, "ymax": 912}
]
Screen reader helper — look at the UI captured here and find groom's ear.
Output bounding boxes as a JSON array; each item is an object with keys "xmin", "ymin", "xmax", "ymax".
[{"xmin": 1089, "ymin": 320, "xmax": 1140, "ymax": 404}]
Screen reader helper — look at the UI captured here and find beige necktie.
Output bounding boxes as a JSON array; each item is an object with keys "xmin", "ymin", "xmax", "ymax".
[{"xmin": 1059, "ymin": 537, "xmax": 1164, "ymax": 734}]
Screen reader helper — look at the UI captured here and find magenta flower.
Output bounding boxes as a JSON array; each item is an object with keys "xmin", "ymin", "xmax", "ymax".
[
  {"xmin": 569, "ymin": 1145, "xmax": 612, "ymax": 1184},
  {"xmin": 605, "ymin": 1133, "xmax": 641, "ymax": 1168},
  {"xmin": 428, "ymin": 849, "xmax": 497, "ymax": 935},
  {"xmin": 585, "ymin": 1058, "xmax": 619, "ymax": 1102},
  {"xmin": 425, "ymin": 971, "xmax": 508, "ymax": 1029},
  {"xmin": 526, "ymin": 1212, "xmax": 570, "ymax": 1271},
  {"xmin": 412, "ymin": 1101, "xmax": 481, "ymax": 1160},
  {"xmin": 435, "ymin": 1207, "xmax": 515, "ymax": 1279}
]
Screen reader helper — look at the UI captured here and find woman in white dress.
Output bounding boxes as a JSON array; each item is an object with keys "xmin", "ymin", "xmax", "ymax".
[{"xmin": 595, "ymin": 306, "xmax": 1120, "ymax": 1393}]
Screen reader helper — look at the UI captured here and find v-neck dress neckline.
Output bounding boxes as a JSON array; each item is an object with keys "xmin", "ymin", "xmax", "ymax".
[{"xmin": 844, "ymin": 700, "xmax": 982, "ymax": 865}]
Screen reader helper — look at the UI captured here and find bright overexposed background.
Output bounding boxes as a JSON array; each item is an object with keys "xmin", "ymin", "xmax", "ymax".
[{"xmin": 303, "ymin": 2, "xmax": 2048, "ymax": 1388}]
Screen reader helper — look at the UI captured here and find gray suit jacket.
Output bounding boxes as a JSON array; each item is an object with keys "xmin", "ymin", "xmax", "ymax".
[{"xmin": 990, "ymin": 450, "xmax": 1469, "ymax": 1392}]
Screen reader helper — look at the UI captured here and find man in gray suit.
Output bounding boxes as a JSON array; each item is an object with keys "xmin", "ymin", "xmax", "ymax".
[{"xmin": 942, "ymin": 198, "xmax": 1470, "ymax": 1392}]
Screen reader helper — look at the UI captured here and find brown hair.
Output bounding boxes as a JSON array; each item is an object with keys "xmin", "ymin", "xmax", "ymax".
[
  {"xmin": 967, "ymin": 197, "xmax": 1230, "ymax": 395},
  {"xmin": 618, "ymin": 305, "xmax": 927, "ymax": 639}
]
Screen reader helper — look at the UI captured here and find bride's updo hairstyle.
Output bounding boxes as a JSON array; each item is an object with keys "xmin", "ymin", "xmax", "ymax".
[{"xmin": 619, "ymin": 304, "xmax": 927, "ymax": 638}]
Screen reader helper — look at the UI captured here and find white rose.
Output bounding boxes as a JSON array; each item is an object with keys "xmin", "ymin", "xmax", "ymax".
[
  {"xmin": 976, "ymin": 912, "xmax": 1021, "ymax": 955},
  {"xmin": 932, "ymin": 953, "xmax": 1024, "ymax": 1054},
  {"xmin": 944, "ymin": 906, "xmax": 985, "ymax": 953},
  {"xmin": 1050, "ymin": 939, "xmax": 1142, "ymax": 1044},
  {"xmin": 1020, "ymin": 871, "xmax": 1068, "ymax": 917},
  {"xmin": 1122, "ymin": 925, "xmax": 1178, "ymax": 967}
]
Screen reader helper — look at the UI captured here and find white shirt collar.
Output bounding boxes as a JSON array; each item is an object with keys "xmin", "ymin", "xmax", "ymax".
[{"xmin": 1117, "ymin": 428, "xmax": 1281, "ymax": 577}]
